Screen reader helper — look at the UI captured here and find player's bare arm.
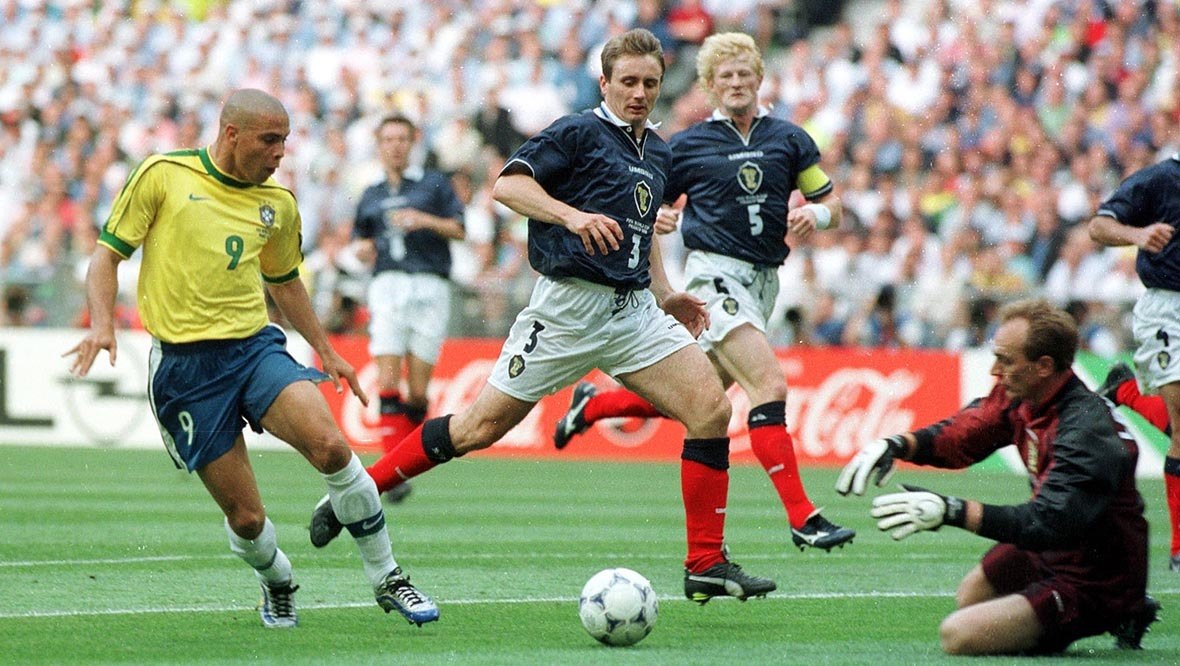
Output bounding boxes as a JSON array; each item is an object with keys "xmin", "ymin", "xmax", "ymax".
[
  {"xmin": 492, "ymin": 173, "xmax": 622, "ymax": 255},
  {"xmin": 1088, "ymin": 214, "xmax": 1175, "ymax": 254},
  {"xmin": 649, "ymin": 239, "xmax": 709, "ymax": 337},
  {"xmin": 787, "ymin": 191, "xmax": 842, "ymax": 240},
  {"xmin": 392, "ymin": 209, "xmax": 466, "ymax": 240},
  {"xmin": 266, "ymin": 278, "xmax": 369, "ymax": 407},
  {"xmin": 64, "ymin": 246, "xmax": 123, "ymax": 377}
]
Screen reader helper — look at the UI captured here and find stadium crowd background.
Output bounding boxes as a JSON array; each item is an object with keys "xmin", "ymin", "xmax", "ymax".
[{"xmin": 0, "ymin": 0, "xmax": 1171, "ymax": 356}]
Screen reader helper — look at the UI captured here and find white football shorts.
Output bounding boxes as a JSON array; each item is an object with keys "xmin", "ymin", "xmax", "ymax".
[
  {"xmin": 1132, "ymin": 288, "xmax": 1180, "ymax": 392},
  {"xmin": 489, "ymin": 276, "xmax": 697, "ymax": 403},
  {"xmin": 367, "ymin": 270, "xmax": 451, "ymax": 364},
  {"xmin": 683, "ymin": 250, "xmax": 779, "ymax": 353}
]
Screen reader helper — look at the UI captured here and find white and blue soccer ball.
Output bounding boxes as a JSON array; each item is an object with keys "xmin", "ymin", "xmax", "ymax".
[{"xmin": 578, "ymin": 567, "xmax": 658, "ymax": 647}]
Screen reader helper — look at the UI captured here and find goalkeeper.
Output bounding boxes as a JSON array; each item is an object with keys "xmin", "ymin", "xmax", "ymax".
[{"xmin": 836, "ymin": 299, "xmax": 1156, "ymax": 655}]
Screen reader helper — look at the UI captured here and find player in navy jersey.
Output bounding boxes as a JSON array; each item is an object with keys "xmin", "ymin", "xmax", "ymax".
[
  {"xmin": 351, "ymin": 115, "xmax": 465, "ymax": 502},
  {"xmin": 552, "ymin": 32, "xmax": 854, "ymax": 552},
  {"xmin": 1089, "ymin": 155, "xmax": 1180, "ymax": 571},
  {"xmin": 309, "ymin": 28, "xmax": 777, "ymax": 604}
]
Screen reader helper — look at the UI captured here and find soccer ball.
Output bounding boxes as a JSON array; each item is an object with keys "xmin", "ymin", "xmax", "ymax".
[{"xmin": 578, "ymin": 567, "xmax": 658, "ymax": 646}]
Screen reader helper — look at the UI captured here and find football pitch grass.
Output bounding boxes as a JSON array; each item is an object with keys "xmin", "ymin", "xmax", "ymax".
[{"xmin": 1, "ymin": 445, "xmax": 1177, "ymax": 665}]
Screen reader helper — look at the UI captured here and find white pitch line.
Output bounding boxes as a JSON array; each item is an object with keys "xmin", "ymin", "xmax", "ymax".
[
  {"xmin": 0, "ymin": 550, "xmax": 954, "ymax": 569},
  {"xmin": 0, "ymin": 590, "xmax": 954, "ymax": 620},
  {"xmin": 0, "ymin": 554, "xmax": 230, "ymax": 568}
]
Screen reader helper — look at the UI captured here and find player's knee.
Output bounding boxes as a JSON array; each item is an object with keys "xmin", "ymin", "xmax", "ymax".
[
  {"xmin": 683, "ymin": 391, "xmax": 730, "ymax": 435},
  {"xmin": 226, "ymin": 510, "xmax": 266, "ymax": 540},
  {"xmin": 308, "ymin": 435, "xmax": 354, "ymax": 474},
  {"xmin": 939, "ymin": 614, "xmax": 975, "ymax": 655}
]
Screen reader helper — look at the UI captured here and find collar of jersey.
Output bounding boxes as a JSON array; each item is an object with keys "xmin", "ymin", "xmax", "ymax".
[
  {"xmin": 198, "ymin": 147, "xmax": 259, "ymax": 189},
  {"xmin": 595, "ymin": 103, "xmax": 660, "ymax": 130},
  {"xmin": 709, "ymin": 106, "xmax": 770, "ymax": 123}
]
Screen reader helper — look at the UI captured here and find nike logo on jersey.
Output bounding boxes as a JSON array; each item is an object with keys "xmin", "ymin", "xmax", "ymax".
[
  {"xmin": 361, "ymin": 516, "xmax": 384, "ymax": 531},
  {"xmin": 188, "ymin": 193, "xmax": 210, "ymax": 201}
]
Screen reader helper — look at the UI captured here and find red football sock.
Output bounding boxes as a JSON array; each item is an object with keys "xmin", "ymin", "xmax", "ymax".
[
  {"xmin": 681, "ymin": 458, "xmax": 728, "ymax": 573},
  {"xmin": 367, "ymin": 425, "xmax": 436, "ymax": 493},
  {"xmin": 379, "ymin": 413, "xmax": 415, "ymax": 453},
  {"xmin": 1167, "ymin": 458, "xmax": 1180, "ymax": 558},
  {"xmin": 584, "ymin": 389, "xmax": 663, "ymax": 425},
  {"xmin": 749, "ymin": 424, "xmax": 815, "ymax": 529},
  {"xmin": 1117, "ymin": 380, "xmax": 1172, "ymax": 434}
]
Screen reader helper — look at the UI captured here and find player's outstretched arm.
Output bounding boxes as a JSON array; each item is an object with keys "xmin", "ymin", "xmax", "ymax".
[
  {"xmin": 64, "ymin": 246, "xmax": 123, "ymax": 377},
  {"xmin": 870, "ymin": 484, "xmax": 979, "ymax": 540},
  {"xmin": 266, "ymin": 278, "xmax": 369, "ymax": 407},
  {"xmin": 1088, "ymin": 214, "xmax": 1174, "ymax": 254},
  {"xmin": 492, "ymin": 173, "xmax": 622, "ymax": 255},
  {"xmin": 836, "ymin": 434, "xmax": 910, "ymax": 496}
]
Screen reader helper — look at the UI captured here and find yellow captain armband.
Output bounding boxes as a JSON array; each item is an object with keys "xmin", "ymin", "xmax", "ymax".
[{"xmin": 796, "ymin": 164, "xmax": 832, "ymax": 199}]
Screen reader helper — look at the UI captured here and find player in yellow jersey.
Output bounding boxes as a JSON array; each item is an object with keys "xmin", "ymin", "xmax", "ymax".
[{"xmin": 64, "ymin": 89, "xmax": 439, "ymax": 628}]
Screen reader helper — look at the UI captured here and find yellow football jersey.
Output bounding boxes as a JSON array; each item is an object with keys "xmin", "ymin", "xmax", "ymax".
[{"xmin": 99, "ymin": 148, "xmax": 303, "ymax": 343}]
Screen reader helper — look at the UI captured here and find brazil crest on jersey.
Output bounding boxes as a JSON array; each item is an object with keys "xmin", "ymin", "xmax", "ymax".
[
  {"xmin": 667, "ymin": 110, "xmax": 831, "ymax": 267},
  {"xmin": 98, "ymin": 148, "xmax": 303, "ymax": 343},
  {"xmin": 503, "ymin": 105, "xmax": 671, "ymax": 290},
  {"xmin": 1097, "ymin": 155, "xmax": 1180, "ymax": 291},
  {"xmin": 352, "ymin": 167, "xmax": 465, "ymax": 278}
]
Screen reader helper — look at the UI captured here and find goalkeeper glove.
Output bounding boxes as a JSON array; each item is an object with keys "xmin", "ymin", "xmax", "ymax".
[
  {"xmin": 870, "ymin": 484, "xmax": 967, "ymax": 540},
  {"xmin": 835, "ymin": 435, "xmax": 907, "ymax": 496}
]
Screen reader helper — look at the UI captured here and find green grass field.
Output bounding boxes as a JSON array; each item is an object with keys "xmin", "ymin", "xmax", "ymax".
[{"xmin": 1, "ymin": 445, "xmax": 1177, "ymax": 665}]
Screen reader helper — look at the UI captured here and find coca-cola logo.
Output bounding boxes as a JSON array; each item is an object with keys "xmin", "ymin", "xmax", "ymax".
[{"xmin": 791, "ymin": 368, "xmax": 920, "ymax": 458}]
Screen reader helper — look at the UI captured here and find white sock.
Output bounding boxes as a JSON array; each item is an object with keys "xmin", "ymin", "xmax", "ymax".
[
  {"xmin": 225, "ymin": 517, "xmax": 292, "ymax": 586},
  {"xmin": 322, "ymin": 453, "xmax": 398, "ymax": 587}
]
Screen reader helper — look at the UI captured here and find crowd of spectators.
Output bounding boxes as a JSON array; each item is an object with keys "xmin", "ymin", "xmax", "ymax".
[{"xmin": 0, "ymin": 0, "xmax": 1172, "ymax": 356}]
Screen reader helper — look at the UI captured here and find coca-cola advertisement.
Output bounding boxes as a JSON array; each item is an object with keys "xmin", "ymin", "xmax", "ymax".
[{"xmin": 319, "ymin": 337, "xmax": 963, "ymax": 467}]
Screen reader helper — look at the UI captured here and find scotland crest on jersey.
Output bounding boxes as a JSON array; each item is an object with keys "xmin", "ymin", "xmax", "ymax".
[
  {"xmin": 634, "ymin": 181, "xmax": 653, "ymax": 217},
  {"xmin": 737, "ymin": 161, "xmax": 763, "ymax": 194}
]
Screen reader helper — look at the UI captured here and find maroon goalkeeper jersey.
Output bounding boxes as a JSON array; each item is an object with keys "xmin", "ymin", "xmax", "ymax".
[{"xmin": 910, "ymin": 372, "xmax": 1148, "ymax": 618}]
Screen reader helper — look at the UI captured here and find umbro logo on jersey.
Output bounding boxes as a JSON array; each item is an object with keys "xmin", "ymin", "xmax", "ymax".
[{"xmin": 188, "ymin": 193, "xmax": 210, "ymax": 201}]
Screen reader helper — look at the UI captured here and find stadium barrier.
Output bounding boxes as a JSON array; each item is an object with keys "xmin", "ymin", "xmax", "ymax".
[{"xmin": 0, "ymin": 328, "xmax": 1166, "ymax": 477}]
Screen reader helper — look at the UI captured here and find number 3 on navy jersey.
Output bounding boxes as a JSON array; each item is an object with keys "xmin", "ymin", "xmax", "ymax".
[{"xmin": 628, "ymin": 236, "xmax": 641, "ymax": 269}]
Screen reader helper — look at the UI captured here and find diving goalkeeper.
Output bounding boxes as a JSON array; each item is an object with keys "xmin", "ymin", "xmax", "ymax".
[{"xmin": 836, "ymin": 298, "xmax": 1156, "ymax": 655}]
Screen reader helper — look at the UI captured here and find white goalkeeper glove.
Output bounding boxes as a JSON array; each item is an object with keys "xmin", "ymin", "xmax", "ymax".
[
  {"xmin": 835, "ymin": 435, "xmax": 907, "ymax": 496},
  {"xmin": 870, "ymin": 484, "xmax": 967, "ymax": 540}
]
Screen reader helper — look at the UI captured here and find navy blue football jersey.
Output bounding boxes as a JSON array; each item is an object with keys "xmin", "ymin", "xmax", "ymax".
[
  {"xmin": 503, "ymin": 105, "xmax": 671, "ymax": 290},
  {"xmin": 667, "ymin": 111, "xmax": 831, "ymax": 267},
  {"xmin": 352, "ymin": 168, "xmax": 464, "ymax": 278},
  {"xmin": 1097, "ymin": 156, "xmax": 1180, "ymax": 291}
]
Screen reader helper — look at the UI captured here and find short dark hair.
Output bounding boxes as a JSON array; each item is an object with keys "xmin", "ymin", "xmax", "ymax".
[
  {"xmin": 376, "ymin": 114, "xmax": 415, "ymax": 134},
  {"xmin": 601, "ymin": 28, "xmax": 665, "ymax": 81},
  {"xmin": 998, "ymin": 299, "xmax": 1079, "ymax": 371}
]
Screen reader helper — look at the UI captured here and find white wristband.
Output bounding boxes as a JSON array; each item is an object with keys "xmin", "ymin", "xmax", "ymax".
[{"xmin": 802, "ymin": 202, "xmax": 832, "ymax": 230}]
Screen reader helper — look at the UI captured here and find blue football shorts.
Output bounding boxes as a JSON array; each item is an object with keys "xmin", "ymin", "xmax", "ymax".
[{"xmin": 147, "ymin": 325, "xmax": 330, "ymax": 471}]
